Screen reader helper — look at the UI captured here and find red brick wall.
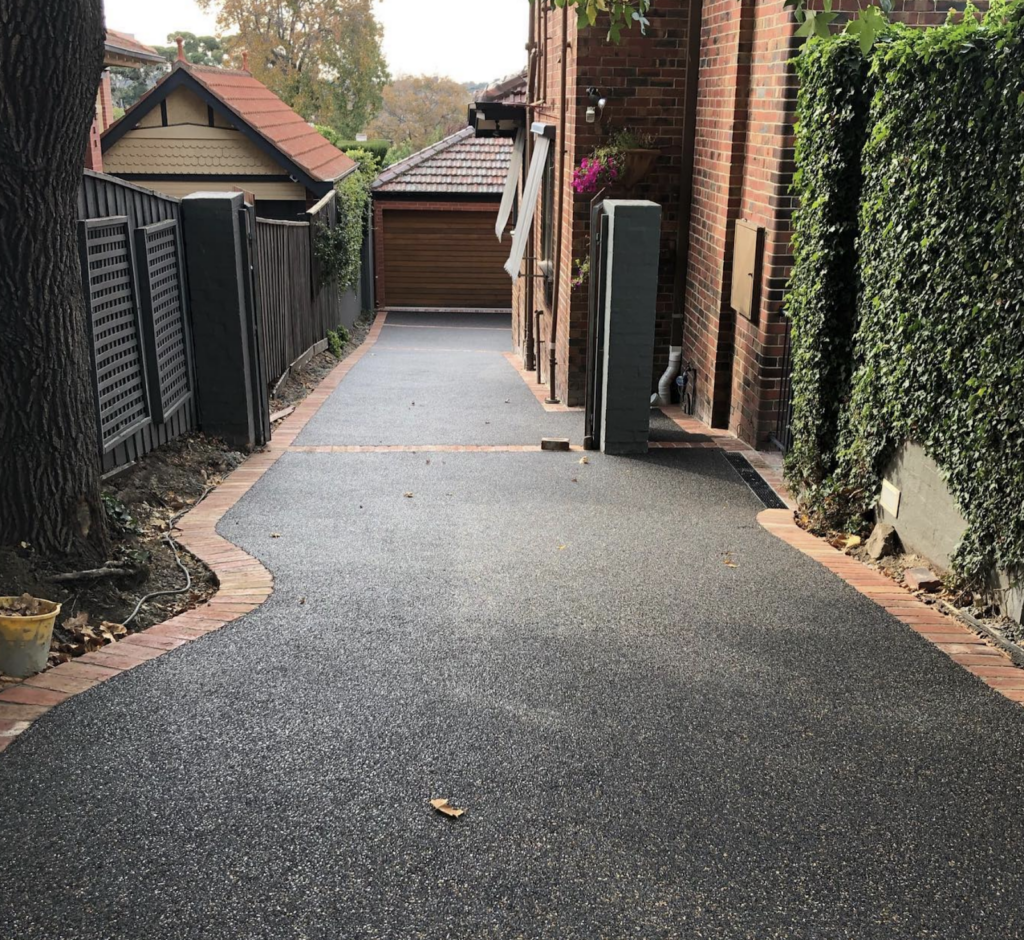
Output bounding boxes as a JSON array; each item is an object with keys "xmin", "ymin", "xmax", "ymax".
[
  {"xmin": 516, "ymin": 0, "xmax": 979, "ymax": 430},
  {"xmin": 514, "ymin": 3, "xmax": 693, "ymax": 407},
  {"xmin": 684, "ymin": 0, "xmax": 985, "ymax": 445},
  {"xmin": 99, "ymin": 70, "xmax": 114, "ymax": 132}
]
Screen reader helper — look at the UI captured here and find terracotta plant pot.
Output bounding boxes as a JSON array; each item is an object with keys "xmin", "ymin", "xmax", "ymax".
[
  {"xmin": 0, "ymin": 596, "xmax": 61, "ymax": 678},
  {"xmin": 616, "ymin": 148, "xmax": 660, "ymax": 190}
]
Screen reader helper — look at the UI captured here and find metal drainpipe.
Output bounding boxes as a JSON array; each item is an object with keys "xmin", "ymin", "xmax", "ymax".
[
  {"xmin": 523, "ymin": 7, "xmax": 537, "ymax": 371},
  {"xmin": 547, "ymin": 2, "xmax": 569, "ymax": 404},
  {"xmin": 672, "ymin": 0, "xmax": 704, "ymax": 349}
]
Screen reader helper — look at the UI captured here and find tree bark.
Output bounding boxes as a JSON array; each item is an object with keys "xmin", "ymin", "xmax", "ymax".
[{"xmin": 0, "ymin": 0, "xmax": 109, "ymax": 559}]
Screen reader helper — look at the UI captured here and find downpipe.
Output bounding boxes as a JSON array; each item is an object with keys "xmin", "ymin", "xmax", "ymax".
[{"xmin": 651, "ymin": 345, "xmax": 683, "ymax": 407}]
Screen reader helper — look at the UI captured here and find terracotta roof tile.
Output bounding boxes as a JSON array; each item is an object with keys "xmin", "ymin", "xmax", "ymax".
[
  {"xmin": 105, "ymin": 29, "xmax": 165, "ymax": 66},
  {"xmin": 478, "ymin": 71, "xmax": 528, "ymax": 105},
  {"xmin": 373, "ymin": 127, "xmax": 512, "ymax": 195},
  {"xmin": 181, "ymin": 63, "xmax": 355, "ymax": 183}
]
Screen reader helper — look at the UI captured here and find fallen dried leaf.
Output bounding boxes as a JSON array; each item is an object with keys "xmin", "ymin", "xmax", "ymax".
[
  {"xmin": 403, "ymin": 492, "xmax": 414, "ymax": 498},
  {"xmin": 844, "ymin": 535, "xmax": 862, "ymax": 550},
  {"xmin": 579, "ymin": 456, "xmax": 589, "ymax": 465},
  {"xmin": 570, "ymin": 477, "xmax": 578, "ymax": 483},
  {"xmin": 723, "ymin": 554, "xmax": 739, "ymax": 568},
  {"xmin": 558, "ymin": 544, "xmax": 567, "ymax": 551},
  {"xmin": 271, "ymin": 533, "xmax": 281, "ymax": 538},
  {"xmin": 430, "ymin": 798, "xmax": 465, "ymax": 818},
  {"xmin": 65, "ymin": 612, "xmax": 90, "ymax": 630}
]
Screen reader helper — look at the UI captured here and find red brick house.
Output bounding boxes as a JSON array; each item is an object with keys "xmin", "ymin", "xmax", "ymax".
[
  {"xmin": 485, "ymin": 1, "xmax": 968, "ymax": 448},
  {"xmin": 371, "ymin": 76, "xmax": 525, "ymax": 310},
  {"xmin": 86, "ymin": 30, "xmax": 166, "ymax": 172}
]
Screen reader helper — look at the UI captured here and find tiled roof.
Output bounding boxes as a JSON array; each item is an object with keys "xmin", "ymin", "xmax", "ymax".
[
  {"xmin": 478, "ymin": 71, "xmax": 528, "ymax": 105},
  {"xmin": 372, "ymin": 127, "xmax": 512, "ymax": 195},
  {"xmin": 105, "ymin": 29, "xmax": 165, "ymax": 66},
  {"xmin": 184, "ymin": 63, "xmax": 355, "ymax": 183}
]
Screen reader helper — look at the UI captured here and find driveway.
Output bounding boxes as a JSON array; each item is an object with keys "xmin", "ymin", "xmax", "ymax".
[{"xmin": 1, "ymin": 313, "xmax": 1023, "ymax": 939}]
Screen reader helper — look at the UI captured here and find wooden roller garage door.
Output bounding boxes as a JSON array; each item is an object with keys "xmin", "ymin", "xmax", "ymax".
[{"xmin": 381, "ymin": 208, "xmax": 511, "ymax": 309}]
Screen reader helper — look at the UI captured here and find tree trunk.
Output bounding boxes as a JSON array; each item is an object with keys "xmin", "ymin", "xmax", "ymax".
[{"xmin": 0, "ymin": 0, "xmax": 109, "ymax": 559}]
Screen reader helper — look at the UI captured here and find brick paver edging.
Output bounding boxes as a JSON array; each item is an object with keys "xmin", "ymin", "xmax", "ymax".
[
  {"xmin": 0, "ymin": 313, "xmax": 389, "ymax": 754},
  {"xmin": 656, "ymin": 406, "xmax": 1023, "ymax": 705},
  {"xmin": 758, "ymin": 509, "xmax": 1024, "ymax": 707},
  {"xmin": 502, "ymin": 352, "xmax": 584, "ymax": 413}
]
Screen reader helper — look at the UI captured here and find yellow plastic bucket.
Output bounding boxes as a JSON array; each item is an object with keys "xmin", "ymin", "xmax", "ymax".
[{"xmin": 0, "ymin": 597, "xmax": 61, "ymax": 678}]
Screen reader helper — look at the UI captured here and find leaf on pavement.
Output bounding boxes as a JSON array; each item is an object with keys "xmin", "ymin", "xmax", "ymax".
[
  {"xmin": 723, "ymin": 553, "xmax": 739, "ymax": 568},
  {"xmin": 430, "ymin": 798, "xmax": 465, "ymax": 818},
  {"xmin": 403, "ymin": 492, "xmax": 414, "ymax": 498},
  {"xmin": 579, "ymin": 456, "xmax": 589, "ymax": 465}
]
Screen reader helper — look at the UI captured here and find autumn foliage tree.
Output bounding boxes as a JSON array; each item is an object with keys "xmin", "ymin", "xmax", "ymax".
[
  {"xmin": 199, "ymin": 0, "xmax": 389, "ymax": 137},
  {"xmin": 367, "ymin": 75, "xmax": 472, "ymax": 158}
]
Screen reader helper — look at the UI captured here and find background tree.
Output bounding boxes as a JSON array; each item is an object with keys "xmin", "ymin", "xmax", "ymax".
[
  {"xmin": 199, "ymin": 0, "xmax": 389, "ymax": 137},
  {"xmin": 109, "ymin": 63, "xmax": 165, "ymax": 111},
  {"xmin": 0, "ymin": 0, "xmax": 110, "ymax": 558},
  {"xmin": 152, "ymin": 31, "xmax": 227, "ymax": 66},
  {"xmin": 367, "ymin": 75, "xmax": 472, "ymax": 160},
  {"xmin": 111, "ymin": 31, "xmax": 225, "ymax": 112}
]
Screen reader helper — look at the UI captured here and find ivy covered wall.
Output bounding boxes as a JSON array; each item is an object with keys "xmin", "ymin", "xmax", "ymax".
[{"xmin": 785, "ymin": 3, "xmax": 1024, "ymax": 588}]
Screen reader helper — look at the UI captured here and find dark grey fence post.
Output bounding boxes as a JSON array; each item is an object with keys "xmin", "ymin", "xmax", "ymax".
[
  {"xmin": 600, "ymin": 200, "xmax": 662, "ymax": 455},
  {"xmin": 180, "ymin": 192, "xmax": 259, "ymax": 449}
]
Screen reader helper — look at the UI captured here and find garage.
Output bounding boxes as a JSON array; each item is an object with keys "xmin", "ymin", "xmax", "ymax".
[
  {"xmin": 377, "ymin": 208, "xmax": 510, "ymax": 309},
  {"xmin": 372, "ymin": 126, "xmax": 514, "ymax": 311}
]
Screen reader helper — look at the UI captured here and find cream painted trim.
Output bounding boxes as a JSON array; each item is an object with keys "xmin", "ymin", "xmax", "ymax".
[
  {"xmin": 504, "ymin": 132, "xmax": 550, "ymax": 279},
  {"xmin": 495, "ymin": 129, "xmax": 524, "ymax": 241},
  {"xmin": 132, "ymin": 179, "xmax": 306, "ymax": 200}
]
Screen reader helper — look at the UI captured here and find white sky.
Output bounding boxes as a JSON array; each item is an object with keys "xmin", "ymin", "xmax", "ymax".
[{"xmin": 102, "ymin": 0, "xmax": 528, "ymax": 84}]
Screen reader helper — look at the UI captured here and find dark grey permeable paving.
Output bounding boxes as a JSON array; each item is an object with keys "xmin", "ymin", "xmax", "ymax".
[
  {"xmin": 1, "ymin": 448, "xmax": 1023, "ymax": 940},
  {"xmin": 297, "ymin": 316, "xmax": 583, "ymax": 446}
]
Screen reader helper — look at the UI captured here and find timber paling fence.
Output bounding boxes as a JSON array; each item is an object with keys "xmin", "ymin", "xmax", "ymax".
[
  {"xmin": 255, "ymin": 189, "xmax": 344, "ymax": 385},
  {"xmin": 76, "ymin": 171, "xmax": 356, "ymax": 474}
]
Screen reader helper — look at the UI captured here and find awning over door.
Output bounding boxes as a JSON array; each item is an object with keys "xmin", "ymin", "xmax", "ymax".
[
  {"xmin": 495, "ymin": 129, "xmax": 524, "ymax": 241},
  {"xmin": 503, "ymin": 124, "xmax": 553, "ymax": 279}
]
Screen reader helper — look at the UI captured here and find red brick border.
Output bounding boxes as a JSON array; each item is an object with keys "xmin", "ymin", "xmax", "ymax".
[
  {"xmin": 656, "ymin": 407, "xmax": 1023, "ymax": 706},
  {"xmin": 758, "ymin": 509, "xmax": 1024, "ymax": 706},
  {"xmin": 658, "ymin": 405, "xmax": 795, "ymax": 508},
  {"xmin": 0, "ymin": 312, "xmax": 388, "ymax": 755},
  {"xmin": 288, "ymin": 444, "xmax": 585, "ymax": 453},
  {"xmin": 502, "ymin": 352, "xmax": 584, "ymax": 413}
]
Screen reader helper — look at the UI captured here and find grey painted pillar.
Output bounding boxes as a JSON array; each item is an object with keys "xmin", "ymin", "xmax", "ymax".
[
  {"xmin": 180, "ymin": 192, "xmax": 256, "ymax": 450},
  {"xmin": 600, "ymin": 200, "xmax": 662, "ymax": 455}
]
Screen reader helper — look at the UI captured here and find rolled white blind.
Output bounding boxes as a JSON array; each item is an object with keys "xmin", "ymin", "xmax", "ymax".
[
  {"xmin": 504, "ymin": 132, "xmax": 550, "ymax": 280},
  {"xmin": 495, "ymin": 130, "xmax": 525, "ymax": 241}
]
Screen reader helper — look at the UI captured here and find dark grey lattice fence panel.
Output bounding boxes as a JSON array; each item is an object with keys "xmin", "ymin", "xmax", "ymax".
[
  {"xmin": 135, "ymin": 220, "xmax": 192, "ymax": 423},
  {"xmin": 78, "ymin": 216, "xmax": 151, "ymax": 452}
]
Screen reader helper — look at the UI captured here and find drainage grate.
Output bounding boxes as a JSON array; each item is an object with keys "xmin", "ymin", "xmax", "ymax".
[{"xmin": 723, "ymin": 452, "xmax": 787, "ymax": 509}]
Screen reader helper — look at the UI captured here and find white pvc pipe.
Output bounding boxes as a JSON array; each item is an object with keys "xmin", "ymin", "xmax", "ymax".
[{"xmin": 651, "ymin": 345, "xmax": 683, "ymax": 407}]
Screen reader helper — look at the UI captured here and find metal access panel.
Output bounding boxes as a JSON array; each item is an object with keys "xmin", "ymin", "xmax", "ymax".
[
  {"xmin": 135, "ymin": 219, "xmax": 193, "ymax": 424},
  {"xmin": 730, "ymin": 219, "xmax": 765, "ymax": 322},
  {"xmin": 78, "ymin": 216, "xmax": 152, "ymax": 453}
]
